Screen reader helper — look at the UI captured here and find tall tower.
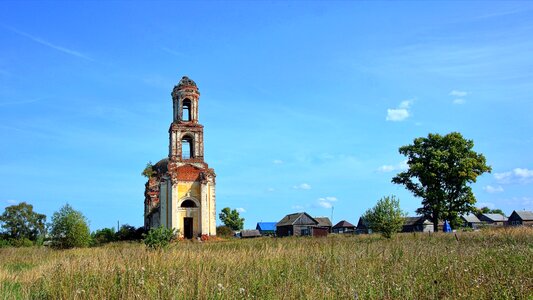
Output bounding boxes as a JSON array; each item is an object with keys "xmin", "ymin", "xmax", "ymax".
[
  {"xmin": 169, "ymin": 76, "xmax": 204, "ymax": 163},
  {"xmin": 144, "ymin": 76, "xmax": 216, "ymax": 238}
]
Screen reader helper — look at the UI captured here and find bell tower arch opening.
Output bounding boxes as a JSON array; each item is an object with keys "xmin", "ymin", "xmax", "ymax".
[
  {"xmin": 182, "ymin": 98, "xmax": 192, "ymax": 122},
  {"xmin": 181, "ymin": 135, "xmax": 194, "ymax": 159}
]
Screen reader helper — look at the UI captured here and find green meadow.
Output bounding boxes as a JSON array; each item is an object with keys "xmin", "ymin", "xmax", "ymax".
[{"xmin": 1, "ymin": 227, "xmax": 532, "ymax": 300}]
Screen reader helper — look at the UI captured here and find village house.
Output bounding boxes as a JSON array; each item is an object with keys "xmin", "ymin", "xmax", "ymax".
[
  {"xmin": 332, "ymin": 220, "xmax": 356, "ymax": 234},
  {"xmin": 402, "ymin": 216, "xmax": 434, "ymax": 233},
  {"xmin": 276, "ymin": 212, "xmax": 328, "ymax": 237},
  {"xmin": 144, "ymin": 76, "xmax": 217, "ymax": 239},
  {"xmin": 355, "ymin": 217, "xmax": 371, "ymax": 234},
  {"xmin": 315, "ymin": 217, "xmax": 333, "ymax": 233},
  {"xmin": 508, "ymin": 210, "xmax": 533, "ymax": 226},
  {"xmin": 461, "ymin": 214, "xmax": 483, "ymax": 229},
  {"xmin": 476, "ymin": 213, "xmax": 508, "ymax": 226},
  {"xmin": 256, "ymin": 222, "xmax": 277, "ymax": 236}
]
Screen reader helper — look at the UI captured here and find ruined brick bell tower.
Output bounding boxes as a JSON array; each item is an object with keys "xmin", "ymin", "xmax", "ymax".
[{"xmin": 144, "ymin": 76, "xmax": 216, "ymax": 238}]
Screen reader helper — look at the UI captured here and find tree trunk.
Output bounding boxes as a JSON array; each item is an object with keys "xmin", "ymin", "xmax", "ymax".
[{"xmin": 433, "ymin": 217, "xmax": 439, "ymax": 232}]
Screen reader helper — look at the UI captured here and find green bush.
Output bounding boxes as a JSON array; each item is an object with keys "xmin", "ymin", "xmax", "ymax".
[
  {"xmin": 11, "ymin": 238, "xmax": 33, "ymax": 247},
  {"xmin": 216, "ymin": 225, "xmax": 234, "ymax": 237},
  {"xmin": 0, "ymin": 238, "xmax": 12, "ymax": 248},
  {"xmin": 91, "ymin": 227, "xmax": 117, "ymax": 246},
  {"xmin": 50, "ymin": 204, "xmax": 91, "ymax": 249},
  {"xmin": 363, "ymin": 195, "xmax": 406, "ymax": 238},
  {"xmin": 143, "ymin": 226, "xmax": 176, "ymax": 250}
]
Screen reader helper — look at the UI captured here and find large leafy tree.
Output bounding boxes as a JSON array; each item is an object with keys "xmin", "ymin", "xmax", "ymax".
[
  {"xmin": 50, "ymin": 204, "xmax": 91, "ymax": 249},
  {"xmin": 392, "ymin": 132, "xmax": 491, "ymax": 231},
  {"xmin": 218, "ymin": 207, "xmax": 244, "ymax": 231},
  {"xmin": 362, "ymin": 196, "xmax": 406, "ymax": 238},
  {"xmin": 0, "ymin": 202, "xmax": 46, "ymax": 241}
]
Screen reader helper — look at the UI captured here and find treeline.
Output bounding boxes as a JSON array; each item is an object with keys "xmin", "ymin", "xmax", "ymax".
[{"xmin": 0, "ymin": 202, "xmax": 145, "ymax": 249}]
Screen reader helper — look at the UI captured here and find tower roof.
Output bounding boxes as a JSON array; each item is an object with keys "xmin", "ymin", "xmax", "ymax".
[{"xmin": 176, "ymin": 76, "xmax": 197, "ymax": 89}]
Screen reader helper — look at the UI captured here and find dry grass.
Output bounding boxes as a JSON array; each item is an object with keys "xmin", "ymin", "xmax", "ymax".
[{"xmin": 1, "ymin": 227, "xmax": 532, "ymax": 299}]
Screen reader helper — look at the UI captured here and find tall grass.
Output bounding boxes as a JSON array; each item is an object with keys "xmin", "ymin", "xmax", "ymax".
[{"xmin": 1, "ymin": 227, "xmax": 532, "ymax": 299}]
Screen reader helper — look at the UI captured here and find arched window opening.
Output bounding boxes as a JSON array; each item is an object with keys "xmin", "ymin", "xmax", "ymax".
[
  {"xmin": 181, "ymin": 199, "xmax": 197, "ymax": 208},
  {"xmin": 183, "ymin": 99, "xmax": 192, "ymax": 121},
  {"xmin": 182, "ymin": 136, "xmax": 194, "ymax": 159}
]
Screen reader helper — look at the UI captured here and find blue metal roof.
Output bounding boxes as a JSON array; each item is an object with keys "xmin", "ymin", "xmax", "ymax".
[{"xmin": 256, "ymin": 222, "xmax": 277, "ymax": 231}]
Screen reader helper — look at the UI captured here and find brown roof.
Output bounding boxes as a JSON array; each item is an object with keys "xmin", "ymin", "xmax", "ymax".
[
  {"xmin": 277, "ymin": 212, "xmax": 318, "ymax": 227},
  {"xmin": 333, "ymin": 220, "xmax": 355, "ymax": 229},
  {"xmin": 315, "ymin": 217, "xmax": 332, "ymax": 227}
]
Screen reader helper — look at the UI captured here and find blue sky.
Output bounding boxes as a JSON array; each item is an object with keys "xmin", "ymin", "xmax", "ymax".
[{"xmin": 1, "ymin": 1, "xmax": 532, "ymax": 231}]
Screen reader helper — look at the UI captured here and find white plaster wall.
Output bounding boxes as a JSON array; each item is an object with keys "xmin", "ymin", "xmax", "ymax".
[{"xmin": 210, "ymin": 183, "xmax": 217, "ymax": 235}]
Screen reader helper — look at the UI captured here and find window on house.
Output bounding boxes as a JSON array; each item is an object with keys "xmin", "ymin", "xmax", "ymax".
[
  {"xmin": 182, "ymin": 136, "xmax": 193, "ymax": 159},
  {"xmin": 183, "ymin": 99, "xmax": 192, "ymax": 121}
]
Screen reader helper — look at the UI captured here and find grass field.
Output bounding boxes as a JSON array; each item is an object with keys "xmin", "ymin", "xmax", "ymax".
[{"xmin": 1, "ymin": 227, "xmax": 532, "ymax": 299}]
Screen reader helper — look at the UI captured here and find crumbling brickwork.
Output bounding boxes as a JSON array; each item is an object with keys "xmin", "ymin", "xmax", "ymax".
[{"xmin": 144, "ymin": 76, "xmax": 217, "ymax": 238}]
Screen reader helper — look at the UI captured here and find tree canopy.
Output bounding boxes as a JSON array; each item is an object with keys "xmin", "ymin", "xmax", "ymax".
[
  {"xmin": 50, "ymin": 204, "xmax": 91, "ymax": 249},
  {"xmin": 392, "ymin": 132, "xmax": 491, "ymax": 231},
  {"xmin": 0, "ymin": 202, "xmax": 46, "ymax": 241},
  {"xmin": 218, "ymin": 207, "xmax": 244, "ymax": 231},
  {"xmin": 362, "ymin": 196, "xmax": 406, "ymax": 238},
  {"xmin": 477, "ymin": 206, "xmax": 505, "ymax": 216}
]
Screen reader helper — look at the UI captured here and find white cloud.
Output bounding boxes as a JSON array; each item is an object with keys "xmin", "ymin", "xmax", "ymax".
[
  {"xmin": 377, "ymin": 160, "xmax": 408, "ymax": 173},
  {"xmin": 317, "ymin": 196, "xmax": 337, "ymax": 209},
  {"xmin": 514, "ymin": 168, "xmax": 533, "ymax": 178},
  {"xmin": 483, "ymin": 185, "xmax": 504, "ymax": 193},
  {"xmin": 273, "ymin": 159, "xmax": 283, "ymax": 165},
  {"xmin": 399, "ymin": 100, "xmax": 412, "ymax": 109},
  {"xmin": 4, "ymin": 199, "xmax": 18, "ymax": 205},
  {"xmin": 386, "ymin": 108, "xmax": 409, "ymax": 121},
  {"xmin": 266, "ymin": 187, "xmax": 275, "ymax": 192},
  {"xmin": 378, "ymin": 165, "xmax": 395, "ymax": 172},
  {"xmin": 386, "ymin": 99, "xmax": 413, "ymax": 121},
  {"xmin": 7, "ymin": 27, "xmax": 94, "ymax": 61},
  {"xmin": 450, "ymin": 90, "xmax": 468, "ymax": 97},
  {"xmin": 318, "ymin": 196, "xmax": 337, "ymax": 202},
  {"xmin": 494, "ymin": 171, "xmax": 512, "ymax": 181},
  {"xmin": 293, "ymin": 183, "xmax": 311, "ymax": 190},
  {"xmin": 318, "ymin": 201, "xmax": 333, "ymax": 209},
  {"xmin": 494, "ymin": 168, "xmax": 533, "ymax": 183},
  {"xmin": 453, "ymin": 98, "xmax": 465, "ymax": 104},
  {"xmin": 292, "ymin": 205, "xmax": 304, "ymax": 210},
  {"xmin": 236, "ymin": 207, "xmax": 246, "ymax": 213}
]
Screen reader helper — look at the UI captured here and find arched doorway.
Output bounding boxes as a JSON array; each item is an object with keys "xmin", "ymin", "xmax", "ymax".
[{"xmin": 180, "ymin": 199, "xmax": 198, "ymax": 239}]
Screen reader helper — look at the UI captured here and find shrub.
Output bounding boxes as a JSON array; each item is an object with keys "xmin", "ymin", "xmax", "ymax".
[
  {"xmin": 143, "ymin": 226, "xmax": 176, "ymax": 250},
  {"xmin": 11, "ymin": 238, "xmax": 34, "ymax": 247},
  {"xmin": 0, "ymin": 238, "xmax": 12, "ymax": 248},
  {"xmin": 117, "ymin": 224, "xmax": 145, "ymax": 241},
  {"xmin": 50, "ymin": 204, "xmax": 91, "ymax": 249},
  {"xmin": 92, "ymin": 227, "xmax": 117, "ymax": 246},
  {"xmin": 363, "ymin": 195, "xmax": 406, "ymax": 238},
  {"xmin": 216, "ymin": 225, "xmax": 233, "ymax": 237}
]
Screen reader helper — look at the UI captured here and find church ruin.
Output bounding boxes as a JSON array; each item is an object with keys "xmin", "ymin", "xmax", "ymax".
[{"xmin": 144, "ymin": 76, "xmax": 216, "ymax": 238}]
